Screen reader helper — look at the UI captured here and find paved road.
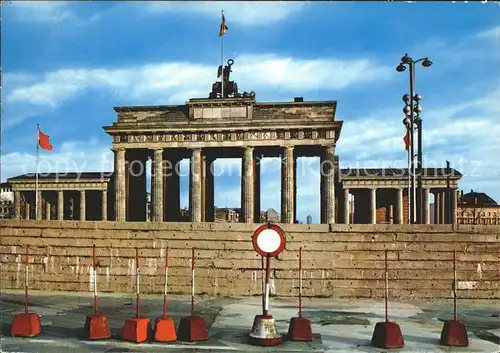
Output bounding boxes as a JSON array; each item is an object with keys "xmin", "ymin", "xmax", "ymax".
[{"xmin": 1, "ymin": 291, "xmax": 499, "ymax": 352}]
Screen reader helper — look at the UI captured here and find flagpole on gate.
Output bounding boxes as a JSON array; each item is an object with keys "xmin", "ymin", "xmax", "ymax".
[
  {"xmin": 35, "ymin": 124, "xmax": 40, "ymax": 220},
  {"xmin": 220, "ymin": 9, "xmax": 225, "ymax": 99}
]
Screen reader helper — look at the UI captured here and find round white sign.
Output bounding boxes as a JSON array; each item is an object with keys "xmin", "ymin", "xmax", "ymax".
[{"xmin": 256, "ymin": 228, "xmax": 282, "ymax": 254}]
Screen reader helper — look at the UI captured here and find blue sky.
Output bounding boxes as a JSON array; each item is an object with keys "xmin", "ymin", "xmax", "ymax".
[{"xmin": 1, "ymin": 1, "xmax": 499, "ymax": 223}]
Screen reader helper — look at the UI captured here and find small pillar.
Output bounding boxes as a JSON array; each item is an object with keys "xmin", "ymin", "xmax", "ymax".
[
  {"xmin": 57, "ymin": 190, "xmax": 64, "ymax": 220},
  {"xmin": 396, "ymin": 188, "xmax": 403, "ymax": 224},
  {"xmin": 45, "ymin": 201, "xmax": 51, "ymax": 220},
  {"xmin": 114, "ymin": 148, "xmax": 126, "ymax": 221},
  {"xmin": 370, "ymin": 188, "xmax": 377, "ymax": 224},
  {"xmin": 280, "ymin": 146, "xmax": 294, "ymax": 223},
  {"xmin": 343, "ymin": 188, "xmax": 350, "ymax": 224},
  {"xmin": 101, "ymin": 190, "xmax": 108, "ymax": 221},
  {"xmin": 190, "ymin": 148, "xmax": 202, "ymax": 222},
  {"xmin": 14, "ymin": 191, "xmax": 21, "ymax": 220},
  {"xmin": 152, "ymin": 148, "xmax": 164, "ymax": 222},
  {"xmin": 242, "ymin": 147, "xmax": 254, "ymax": 223},
  {"xmin": 80, "ymin": 190, "xmax": 86, "ymax": 221}
]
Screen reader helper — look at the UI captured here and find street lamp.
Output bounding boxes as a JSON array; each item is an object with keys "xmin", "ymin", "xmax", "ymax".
[{"xmin": 397, "ymin": 53, "xmax": 432, "ymax": 224}]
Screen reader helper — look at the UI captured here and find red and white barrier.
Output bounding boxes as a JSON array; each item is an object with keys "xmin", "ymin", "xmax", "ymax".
[{"xmin": 10, "ymin": 245, "xmax": 41, "ymax": 337}]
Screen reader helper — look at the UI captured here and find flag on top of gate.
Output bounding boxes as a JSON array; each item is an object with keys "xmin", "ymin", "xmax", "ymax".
[{"xmin": 219, "ymin": 11, "xmax": 228, "ymax": 37}]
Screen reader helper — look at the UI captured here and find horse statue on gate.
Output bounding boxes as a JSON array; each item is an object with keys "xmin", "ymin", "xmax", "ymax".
[{"xmin": 209, "ymin": 59, "xmax": 239, "ymax": 99}]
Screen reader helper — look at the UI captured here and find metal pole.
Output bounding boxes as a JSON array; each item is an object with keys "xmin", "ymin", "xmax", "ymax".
[
  {"xmin": 299, "ymin": 247, "xmax": 302, "ymax": 318},
  {"xmin": 407, "ymin": 131, "xmax": 411, "ymax": 224},
  {"xmin": 446, "ymin": 161, "xmax": 451, "ymax": 224},
  {"xmin": 263, "ymin": 254, "xmax": 271, "ymax": 316},
  {"xmin": 384, "ymin": 249, "xmax": 389, "ymax": 322},
  {"xmin": 409, "ymin": 62, "xmax": 416, "ymax": 224},
  {"xmin": 220, "ymin": 10, "xmax": 225, "ymax": 99},
  {"xmin": 417, "ymin": 117, "xmax": 423, "ymax": 224},
  {"xmin": 261, "ymin": 256, "xmax": 265, "ymax": 314},
  {"xmin": 93, "ymin": 245, "xmax": 98, "ymax": 315},
  {"xmin": 453, "ymin": 249, "xmax": 457, "ymax": 321},
  {"xmin": 35, "ymin": 125, "xmax": 40, "ymax": 221},
  {"xmin": 25, "ymin": 245, "xmax": 29, "ymax": 315},
  {"xmin": 191, "ymin": 247, "xmax": 195, "ymax": 316},
  {"xmin": 163, "ymin": 247, "xmax": 168, "ymax": 319},
  {"xmin": 136, "ymin": 247, "xmax": 140, "ymax": 318}
]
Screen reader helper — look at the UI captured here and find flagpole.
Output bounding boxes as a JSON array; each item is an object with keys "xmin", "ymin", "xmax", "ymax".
[
  {"xmin": 35, "ymin": 124, "xmax": 40, "ymax": 220},
  {"xmin": 220, "ymin": 9, "xmax": 224, "ymax": 99}
]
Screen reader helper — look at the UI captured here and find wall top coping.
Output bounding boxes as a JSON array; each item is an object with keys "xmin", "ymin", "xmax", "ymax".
[{"xmin": 1, "ymin": 220, "xmax": 499, "ymax": 234}]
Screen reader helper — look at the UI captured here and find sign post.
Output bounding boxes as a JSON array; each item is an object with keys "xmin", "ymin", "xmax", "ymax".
[{"xmin": 248, "ymin": 223, "xmax": 286, "ymax": 347}]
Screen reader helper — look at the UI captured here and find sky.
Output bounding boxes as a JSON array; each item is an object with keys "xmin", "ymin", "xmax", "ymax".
[{"xmin": 1, "ymin": 1, "xmax": 500, "ymax": 223}]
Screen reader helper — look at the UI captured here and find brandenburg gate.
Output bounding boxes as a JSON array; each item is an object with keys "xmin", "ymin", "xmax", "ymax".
[{"xmin": 105, "ymin": 99, "xmax": 342, "ymax": 224}]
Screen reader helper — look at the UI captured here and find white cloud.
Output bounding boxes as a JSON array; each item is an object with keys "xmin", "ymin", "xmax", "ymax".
[
  {"xmin": 474, "ymin": 25, "xmax": 500, "ymax": 41},
  {"xmin": 6, "ymin": 1, "xmax": 101, "ymax": 25},
  {"xmin": 8, "ymin": 1, "xmax": 73, "ymax": 22},
  {"xmin": 4, "ymin": 54, "xmax": 392, "ymax": 110},
  {"xmin": 142, "ymin": 1, "xmax": 306, "ymax": 26}
]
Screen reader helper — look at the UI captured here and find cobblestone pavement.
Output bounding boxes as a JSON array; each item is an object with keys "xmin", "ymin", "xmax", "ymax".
[{"xmin": 1, "ymin": 290, "xmax": 499, "ymax": 352}]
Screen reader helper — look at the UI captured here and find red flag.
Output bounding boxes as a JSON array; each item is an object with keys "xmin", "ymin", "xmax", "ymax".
[
  {"xmin": 38, "ymin": 128, "xmax": 53, "ymax": 151},
  {"xmin": 219, "ymin": 12, "xmax": 228, "ymax": 37},
  {"xmin": 403, "ymin": 127, "xmax": 410, "ymax": 151}
]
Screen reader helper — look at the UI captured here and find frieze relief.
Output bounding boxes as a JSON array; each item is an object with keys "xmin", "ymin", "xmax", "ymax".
[{"xmin": 117, "ymin": 128, "xmax": 336, "ymax": 144}]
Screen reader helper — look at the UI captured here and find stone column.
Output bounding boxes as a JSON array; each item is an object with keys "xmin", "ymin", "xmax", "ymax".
[
  {"xmin": 242, "ymin": 146, "xmax": 254, "ymax": 223},
  {"xmin": 190, "ymin": 148, "xmax": 202, "ymax": 222},
  {"xmin": 397, "ymin": 188, "xmax": 404, "ymax": 224},
  {"xmin": 25, "ymin": 202, "xmax": 31, "ymax": 220},
  {"xmin": 423, "ymin": 188, "xmax": 430, "ymax": 224},
  {"xmin": 320, "ymin": 163, "xmax": 325, "ymax": 224},
  {"xmin": 35, "ymin": 190, "xmax": 42, "ymax": 220},
  {"xmin": 152, "ymin": 148, "xmax": 164, "ymax": 222},
  {"xmin": 57, "ymin": 190, "xmax": 64, "ymax": 220},
  {"xmin": 14, "ymin": 191, "xmax": 21, "ymax": 220},
  {"xmin": 434, "ymin": 191, "xmax": 441, "ymax": 224},
  {"xmin": 370, "ymin": 188, "xmax": 377, "ymax": 224},
  {"xmin": 321, "ymin": 146, "xmax": 335, "ymax": 224},
  {"xmin": 440, "ymin": 191, "xmax": 446, "ymax": 224},
  {"xmin": 344, "ymin": 188, "xmax": 350, "ymax": 224},
  {"xmin": 293, "ymin": 155, "xmax": 297, "ymax": 223},
  {"xmin": 45, "ymin": 200, "xmax": 51, "ymax": 220},
  {"xmin": 101, "ymin": 190, "xmax": 108, "ymax": 221},
  {"xmin": 114, "ymin": 148, "xmax": 126, "ymax": 221},
  {"xmin": 201, "ymin": 154, "xmax": 207, "ymax": 222},
  {"xmin": 80, "ymin": 190, "xmax": 86, "ymax": 221},
  {"xmin": 280, "ymin": 146, "xmax": 294, "ymax": 223},
  {"xmin": 253, "ymin": 153, "xmax": 261, "ymax": 223},
  {"xmin": 451, "ymin": 189, "xmax": 458, "ymax": 225}
]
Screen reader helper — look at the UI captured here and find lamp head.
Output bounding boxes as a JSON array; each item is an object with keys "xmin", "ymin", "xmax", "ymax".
[
  {"xmin": 403, "ymin": 105, "xmax": 412, "ymax": 115},
  {"xmin": 402, "ymin": 94, "xmax": 410, "ymax": 103},
  {"xmin": 414, "ymin": 94, "xmax": 422, "ymax": 102},
  {"xmin": 396, "ymin": 63, "xmax": 406, "ymax": 72},
  {"xmin": 422, "ymin": 58, "xmax": 433, "ymax": 67},
  {"xmin": 401, "ymin": 53, "xmax": 411, "ymax": 64},
  {"xmin": 402, "ymin": 117, "xmax": 412, "ymax": 127}
]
